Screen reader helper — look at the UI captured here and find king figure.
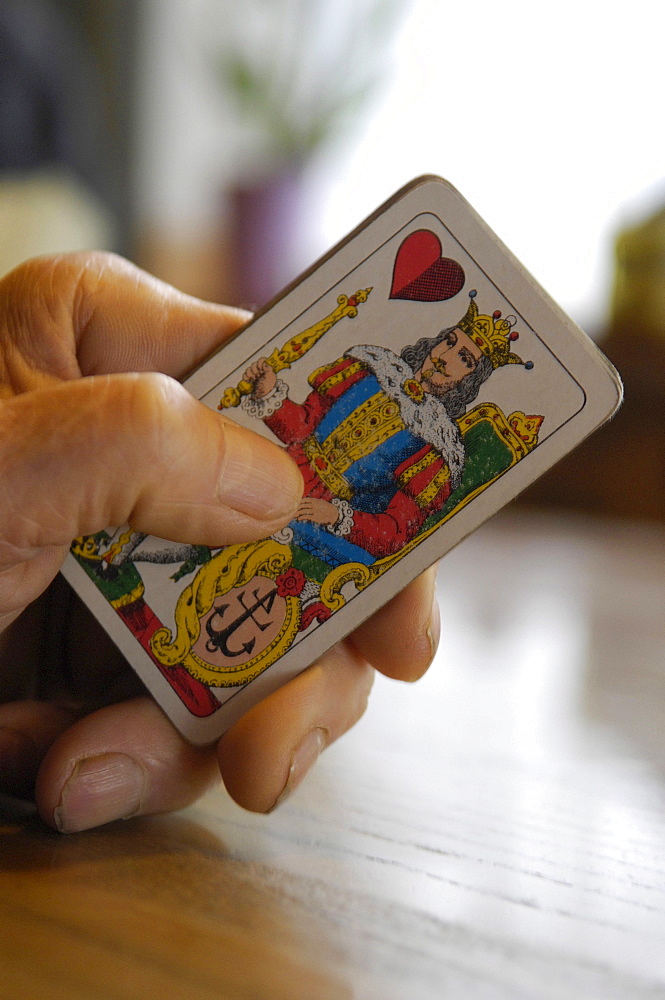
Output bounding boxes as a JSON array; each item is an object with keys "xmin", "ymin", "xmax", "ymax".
[{"xmin": 241, "ymin": 292, "xmax": 531, "ymax": 569}]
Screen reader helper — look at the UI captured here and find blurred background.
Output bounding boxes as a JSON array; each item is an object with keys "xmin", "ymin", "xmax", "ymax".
[
  {"xmin": 1, "ymin": 0, "xmax": 664, "ymax": 520},
  {"xmin": 3, "ymin": 8, "xmax": 665, "ymax": 986}
]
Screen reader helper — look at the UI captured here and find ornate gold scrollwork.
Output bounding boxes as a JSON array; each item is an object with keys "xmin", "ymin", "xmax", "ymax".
[{"xmin": 150, "ymin": 540, "xmax": 300, "ymax": 687}]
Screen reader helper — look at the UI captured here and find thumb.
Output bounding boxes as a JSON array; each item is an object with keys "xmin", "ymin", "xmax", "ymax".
[{"xmin": 0, "ymin": 372, "xmax": 303, "ymax": 565}]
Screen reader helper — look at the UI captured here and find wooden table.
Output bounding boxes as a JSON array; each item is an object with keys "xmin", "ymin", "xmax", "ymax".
[{"xmin": 2, "ymin": 511, "xmax": 665, "ymax": 999}]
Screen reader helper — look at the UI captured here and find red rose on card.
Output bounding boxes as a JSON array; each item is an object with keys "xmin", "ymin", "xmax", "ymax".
[{"xmin": 276, "ymin": 568, "xmax": 307, "ymax": 598}]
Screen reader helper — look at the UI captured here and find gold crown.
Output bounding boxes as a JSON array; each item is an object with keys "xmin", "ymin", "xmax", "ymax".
[{"xmin": 458, "ymin": 291, "xmax": 533, "ymax": 371}]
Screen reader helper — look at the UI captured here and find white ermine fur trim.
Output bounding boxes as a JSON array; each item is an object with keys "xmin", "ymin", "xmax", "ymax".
[{"xmin": 348, "ymin": 345, "xmax": 465, "ymax": 488}]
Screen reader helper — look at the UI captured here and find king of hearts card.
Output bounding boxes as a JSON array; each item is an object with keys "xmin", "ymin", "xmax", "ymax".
[{"xmin": 62, "ymin": 177, "xmax": 622, "ymax": 743}]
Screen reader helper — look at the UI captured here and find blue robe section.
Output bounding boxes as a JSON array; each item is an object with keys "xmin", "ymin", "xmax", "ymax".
[{"xmin": 291, "ymin": 521, "xmax": 376, "ymax": 568}]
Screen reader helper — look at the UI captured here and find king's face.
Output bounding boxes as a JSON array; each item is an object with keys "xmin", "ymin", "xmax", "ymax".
[{"xmin": 417, "ymin": 327, "xmax": 484, "ymax": 394}]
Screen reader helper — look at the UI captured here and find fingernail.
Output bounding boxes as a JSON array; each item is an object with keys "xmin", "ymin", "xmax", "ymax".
[
  {"xmin": 269, "ymin": 727, "xmax": 328, "ymax": 812},
  {"xmin": 217, "ymin": 421, "xmax": 303, "ymax": 521},
  {"xmin": 54, "ymin": 753, "xmax": 145, "ymax": 834}
]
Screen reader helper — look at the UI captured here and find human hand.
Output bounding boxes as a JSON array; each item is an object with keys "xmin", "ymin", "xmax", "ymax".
[
  {"xmin": 243, "ymin": 357, "xmax": 277, "ymax": 398},
  {"xmin": 0, "ymin": 252, "xmax": 440, "ymax": 832},
  {"xmin": 294, "ymin": 497, "xmax": 340, "ymax": 526}
]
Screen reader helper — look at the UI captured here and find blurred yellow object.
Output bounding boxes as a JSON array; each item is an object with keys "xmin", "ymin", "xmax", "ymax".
[
  {"xmin": 611, "ymin": 202, "xmax": 665, "ymax": 341},
  {"xmin": 0, "ymin": 169, "xmax": 115, "ymax": 278},
  {"xmin": 519, "ymin": 196, "xmax": 665, "ymax": 522}
]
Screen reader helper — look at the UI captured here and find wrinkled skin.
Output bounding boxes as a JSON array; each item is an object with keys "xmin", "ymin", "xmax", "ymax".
[{"xmin": 0, "ymin": 252, "xmax": 440, "ymax": 833}]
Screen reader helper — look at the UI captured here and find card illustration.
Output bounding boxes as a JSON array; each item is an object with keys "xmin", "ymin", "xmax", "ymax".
[{"xmin": 62, "ymin": 178, "xmax": 621, "ymax": 742}]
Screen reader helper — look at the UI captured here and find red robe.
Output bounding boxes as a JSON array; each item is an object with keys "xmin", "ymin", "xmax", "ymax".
[{"xmin": 262, "ymin": 353, "xmax": 461, "ymax": 560}]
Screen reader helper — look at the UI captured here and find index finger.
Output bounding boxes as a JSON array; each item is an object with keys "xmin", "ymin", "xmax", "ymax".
[{"xmin": 0, "ymin": 252, "xmax": 250, "ymax": 382}]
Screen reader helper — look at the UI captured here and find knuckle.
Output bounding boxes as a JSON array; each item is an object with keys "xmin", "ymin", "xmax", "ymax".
[
  {"xmin": 0, "ymin": 252, "xmax": 126, "ymax": 388},
  {"xmin": 108, "ymin": 371, "xmax": 188, "ymax": 441},
  {"xmin": 0, "ymin": 251, "xmax": 112, "ymax": 307}
]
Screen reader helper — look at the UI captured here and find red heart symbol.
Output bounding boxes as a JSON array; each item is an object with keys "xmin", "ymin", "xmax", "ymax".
[{"xmin": 390, "ymin": 230, "xmax": 465, "ymax": 302}]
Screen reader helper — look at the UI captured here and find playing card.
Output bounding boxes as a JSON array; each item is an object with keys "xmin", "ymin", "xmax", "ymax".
[{"xmin": 62, "ymin": 176, "xmax": 623, "ymax": 744}]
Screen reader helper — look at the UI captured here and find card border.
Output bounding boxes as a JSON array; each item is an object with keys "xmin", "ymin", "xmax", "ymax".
[{"xmin": 63, "ymin": 175, "xmax": 623, "ymax": 744}]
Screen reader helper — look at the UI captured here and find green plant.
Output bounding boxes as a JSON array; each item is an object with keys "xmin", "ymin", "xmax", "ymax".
[{"xmin": 209, "ymin": 0, "xmax": 404, "ymax": 165}]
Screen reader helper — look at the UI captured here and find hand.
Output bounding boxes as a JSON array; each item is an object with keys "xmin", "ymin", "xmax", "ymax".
[
  {"xmin": 294, "ymin": 497, "xmax": 340, "ymax": 526},
  {"xmin": 243, "ymin": 357, "xmax": 277, "ymax": 398},
  {"xmin": 0, "ymin": 252, "xmax": 440, "ymax": 832}
]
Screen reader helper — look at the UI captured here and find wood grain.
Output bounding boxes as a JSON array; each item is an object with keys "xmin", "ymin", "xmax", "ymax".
[{"xmin": 2, "ymin": 511, "xmax": 665, "ymax": 999}]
